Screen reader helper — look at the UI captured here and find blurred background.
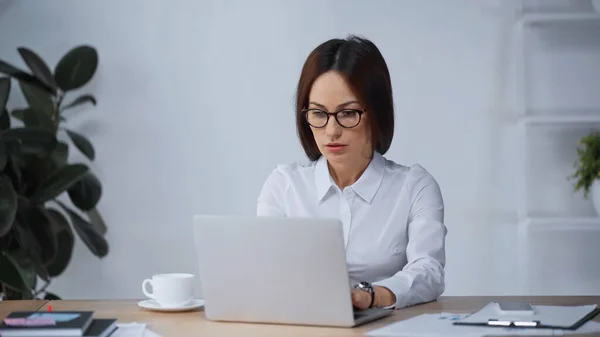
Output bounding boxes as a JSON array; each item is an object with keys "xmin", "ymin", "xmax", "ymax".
[{"xmin": 0, "ymin": 0, "xmax": 599, "ymax": 300}]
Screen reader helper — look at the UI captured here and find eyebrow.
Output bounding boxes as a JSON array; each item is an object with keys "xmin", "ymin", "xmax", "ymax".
[{"xmin": 308, "ymin": 100, "xmax": 361, "ymax": 109}]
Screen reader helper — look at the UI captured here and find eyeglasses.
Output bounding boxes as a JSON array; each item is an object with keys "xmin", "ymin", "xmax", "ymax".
[{"xmin": 302, "ymin": 108, "xmax": 365, "ymax": 128}]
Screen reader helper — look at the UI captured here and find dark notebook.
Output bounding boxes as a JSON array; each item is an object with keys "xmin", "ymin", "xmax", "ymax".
[
  {"xmin": 82, "ymin": 319, "xmax": 118, "ymax": 337},
  {"xmin": 0, "ymin": 311, "xmax": 94, "ymax": 336}
]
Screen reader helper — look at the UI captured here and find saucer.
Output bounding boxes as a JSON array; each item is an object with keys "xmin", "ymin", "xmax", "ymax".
[{"xmin": 138, "ymin": 299, "xmax": 204, "ymax": 312}]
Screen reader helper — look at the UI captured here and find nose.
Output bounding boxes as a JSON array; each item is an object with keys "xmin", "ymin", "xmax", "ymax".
[{"xmin": 324, "ymin": 117, "xmax": 342, "ymax": 139}]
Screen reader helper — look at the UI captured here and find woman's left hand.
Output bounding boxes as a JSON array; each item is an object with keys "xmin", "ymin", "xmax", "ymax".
[{"xmin": 351, "ymin": 288, "xmax": 372, "ymax": 310}]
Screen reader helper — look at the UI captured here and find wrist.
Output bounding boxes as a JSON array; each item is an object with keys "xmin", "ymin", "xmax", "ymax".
[{"xmin": 373, "ymin": 286, "xmax": 396, "ymax": 307}]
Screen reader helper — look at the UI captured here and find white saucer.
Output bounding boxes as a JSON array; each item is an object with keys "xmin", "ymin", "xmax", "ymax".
[{"xmin": 138, "ymin": 299, "xmax": 204, "ymax": 312}]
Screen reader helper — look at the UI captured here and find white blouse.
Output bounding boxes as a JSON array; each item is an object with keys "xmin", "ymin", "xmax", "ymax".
[{"xmin": 256, "ymin": 151, "xmax": 447, "ymax": 309}]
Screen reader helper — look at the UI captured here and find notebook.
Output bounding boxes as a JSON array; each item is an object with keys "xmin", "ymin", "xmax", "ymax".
[
  {"xmin": 0, "ymin": 311, "xmax": 94, "ymax": 336},
  {"xmin": 82, "ymin": 319, "xmax": 118, "ymax": 337}
]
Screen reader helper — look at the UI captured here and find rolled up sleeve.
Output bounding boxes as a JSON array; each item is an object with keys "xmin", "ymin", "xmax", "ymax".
[{"xmin": 373, "ymin": 169, "xmax": 447, "ymax": 309}]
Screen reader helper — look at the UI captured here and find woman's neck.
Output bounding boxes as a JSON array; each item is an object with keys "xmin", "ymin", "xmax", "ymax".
[{"xmin": 327, "ymin": 156, "xmax": 372, "ymax": 189}]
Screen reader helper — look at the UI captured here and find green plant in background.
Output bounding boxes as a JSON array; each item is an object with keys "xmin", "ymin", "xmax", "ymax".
[
  {"xmin": 0, "ymin": 45, "xmax": 108, "ymax": 300},
  {"xmin": 570, "ymin": 130, "xmax": 600, "ymax": 198}
]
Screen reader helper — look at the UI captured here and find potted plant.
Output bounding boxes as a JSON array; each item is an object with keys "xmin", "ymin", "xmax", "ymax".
[
  {"xmin": 0, "ymin": 45, "xmax": 108, "ymax": 300},
  {"xmin": 570, "ymin": 130, "xmax": 600, "ymax": 215}
]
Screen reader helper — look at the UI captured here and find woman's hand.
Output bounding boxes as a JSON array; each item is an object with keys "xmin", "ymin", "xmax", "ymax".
[
  {"xmin": 351, "ymin": 288, "xmax": 372, "ymax": 310},
  {"xmin": 351, "ymin": 286, "xmax": 397, "ymax": 310}
]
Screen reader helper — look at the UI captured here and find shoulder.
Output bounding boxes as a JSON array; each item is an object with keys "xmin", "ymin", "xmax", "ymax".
[
  {"xmin": 261, "ymin": 159, "xmax": 317, "ymax": 188},
  {"xmin": 381, "ymin": 157, "xmax": 442, "ymax": 197}
]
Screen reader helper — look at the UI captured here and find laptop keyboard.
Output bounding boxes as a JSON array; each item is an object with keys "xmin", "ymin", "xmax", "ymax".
[{"xmin": 353, "ymin": 308, "xmax": 380, "ymax": 319}]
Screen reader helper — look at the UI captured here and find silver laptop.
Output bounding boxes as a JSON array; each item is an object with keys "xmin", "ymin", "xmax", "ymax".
[{"xmin": 192, "ymin": 214, "xmax": 393, "ymax": 328}]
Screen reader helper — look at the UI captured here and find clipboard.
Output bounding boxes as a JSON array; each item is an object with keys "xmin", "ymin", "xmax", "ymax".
[{"xmin": 452, "ymin": 302, "xmax": 600, "ymax": 330}]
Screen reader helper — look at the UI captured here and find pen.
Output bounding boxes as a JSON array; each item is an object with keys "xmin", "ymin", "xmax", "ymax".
[{"xmin": 488, "ymin": 319, "xmax": 540, "ymax": 327}]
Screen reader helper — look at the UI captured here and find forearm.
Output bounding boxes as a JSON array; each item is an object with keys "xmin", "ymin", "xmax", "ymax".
[{"xmin": 373, "ymin": 259, "xmax": 445, "ymax": 309}]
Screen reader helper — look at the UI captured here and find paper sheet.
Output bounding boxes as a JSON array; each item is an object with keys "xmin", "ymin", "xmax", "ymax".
[
  {"xmin": 111, "ymin": 322, "xmax": 162, "ymax": 337},
  {"xmin": 365, "ymin": 312, "xmax": 600, "ymax": 337}
]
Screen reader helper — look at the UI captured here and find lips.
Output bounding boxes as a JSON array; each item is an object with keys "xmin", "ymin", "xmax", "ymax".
[{"xmin": 325, "ymin": 143, "xmax": 347, "ymax": 152}]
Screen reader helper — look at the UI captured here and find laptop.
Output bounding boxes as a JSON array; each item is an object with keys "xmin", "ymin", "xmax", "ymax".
[{"xmin": 192, "ymin": 214, "xmax": 393, "ymax": 328}]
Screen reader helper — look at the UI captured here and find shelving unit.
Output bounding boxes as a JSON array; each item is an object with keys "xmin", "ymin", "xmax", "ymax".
[{"xmin": 512, "ymin": 6, "xmax": 600, "ymax": 295}]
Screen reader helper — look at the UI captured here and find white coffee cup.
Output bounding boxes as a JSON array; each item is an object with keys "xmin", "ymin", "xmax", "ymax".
[{"xmin": 142, "ymin": 273, "xmax": 194, "ymax": 308}]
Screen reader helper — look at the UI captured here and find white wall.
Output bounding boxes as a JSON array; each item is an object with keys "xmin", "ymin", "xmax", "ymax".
[{"xmin": 1, "ymin": 0, "xmax": 599, "ymax": 300}]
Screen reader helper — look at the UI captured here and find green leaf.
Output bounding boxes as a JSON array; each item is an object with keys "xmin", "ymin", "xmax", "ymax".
[
  {"xmin": 17, "ymin": 48, "xmax": 58, "ymax": 93},
  {"xmin": 45, "ymin": 209, "xmax": 73, "ymax": 277},
  {"xmin": 61, "ymin": 94, "xmax": 96, "ymax": 110},
  {"xmin": 0, "ymin": 140, "xmax": 6, "ymax": 172},
  {"xmin": 68, "ymin": 172, "xmax": 101, "ymax": 211},
  {"xmin": 87, "ymin": 207, "xmax": 107, "ymax": 235},
  {"xmin": 51, "ymin": 141, "xmax": 68, "ymax": 167},
  {"xmin": 66, "ymin": 129, "xmax": 94, "ymax": 160},
  {"xmin": 15, "ymin": 201, "xmax": 57, "ymax": 266},
  {"xmin": 54, "ymin": 46, "xmax": 98, "ymax": 91},
  {"xmin": 0, "ymin": 174, "xmax": 18, "ymax": 237},
  {"xmin": 0, "ymin": 59, "xmax": 54, "ymax": 94},
  {"xmin": 0, "ymin": 126, "xmax": 57, "ymax": 158},
  {"xmin": 0, "ymin": 77, "xmax": 10, "ymax": 108},
  {"xmin": 0, "ymin": 250, "xmax": 37, "ymax": 292},
  {"xmin": 19, "ymin": 81, "xmax": 54, "ymax": 117},
  {"xmin": 57, "ymin": 201, "xmax": 108, "ymax": 258},
  {"xmin": 12, "ymin": 223, "xmax": 49, "ymax": 282},
  {"xmin": 0, "ymin": 107, "xmax": 10, "ymax": 130},
  {"xmin": 30, "ymin": 163, "xmax": 88, "ymax": 204},
  {"xmin": 12, "ymin": 107, "xmax": 54, "ymax": 130},
  {"xmin": 10, "ymin": 108, "xmax": 24, "ymax": 122}
]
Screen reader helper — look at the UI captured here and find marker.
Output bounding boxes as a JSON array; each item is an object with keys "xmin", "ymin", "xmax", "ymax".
[{"xmin": 48, "ymin": 305, "xmax": 52, "ymax": 312}]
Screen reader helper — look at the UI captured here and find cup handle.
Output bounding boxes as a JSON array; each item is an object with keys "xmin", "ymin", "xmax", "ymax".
[{"xmin": 142, "ymin": 279, "xmax": 154, "ymax": 299}]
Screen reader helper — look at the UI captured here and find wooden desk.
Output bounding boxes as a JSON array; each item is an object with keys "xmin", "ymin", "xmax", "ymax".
[
  {"xmin": 4, "ymin": 297, "xmax": 600, "ymax": 336},
  {"xmin": 0, "ymin": 300, "xmax": 47, "ymax": 320}
]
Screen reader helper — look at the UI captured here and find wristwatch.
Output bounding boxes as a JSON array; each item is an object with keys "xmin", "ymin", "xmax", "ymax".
[{"xmin": 354, "ymin": 281, "xmax": 375, "ymax": 308}]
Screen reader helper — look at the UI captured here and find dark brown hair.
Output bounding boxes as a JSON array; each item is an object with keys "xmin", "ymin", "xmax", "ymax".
[{"xmin": 295, "ymin": 35, "xmax": 395, "ymax": 161}]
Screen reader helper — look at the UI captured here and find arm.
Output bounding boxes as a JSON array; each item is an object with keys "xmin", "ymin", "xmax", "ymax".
[
  {"xmin": 257, "ymin": 168, "xmax": 288, "ymax": 217},
  {"xmin": 372, "ymin": 168, "xmax": 447, "ymax": 309}
]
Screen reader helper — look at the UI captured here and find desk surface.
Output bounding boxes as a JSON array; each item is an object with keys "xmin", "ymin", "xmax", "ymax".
[{"xmin": 1, "ymin": 296, "xmax": 599, "ymax": 336}]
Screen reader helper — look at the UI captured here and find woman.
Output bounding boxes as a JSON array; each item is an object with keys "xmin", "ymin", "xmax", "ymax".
[{"xmin": 257, "ymin": 35, "xmax": 447, "ymax": 310}]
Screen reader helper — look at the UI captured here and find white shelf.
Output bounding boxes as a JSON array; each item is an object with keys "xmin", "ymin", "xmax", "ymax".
[
  {"xmin": 520, "ymin": 13, "xmax": 600, "ymax": 26},
  {"xmin": 519, "ymin": 216, "xmax": 600, "ymax": 231},
  {"xmin": 518, "ymin": 113, "xmax": 600, "ymax": 125}
]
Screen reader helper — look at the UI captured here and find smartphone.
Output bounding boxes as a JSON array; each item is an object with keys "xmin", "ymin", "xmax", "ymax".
[{"xmin": 495, "ymin": 301, "xmax": 535, "ymax": 315}]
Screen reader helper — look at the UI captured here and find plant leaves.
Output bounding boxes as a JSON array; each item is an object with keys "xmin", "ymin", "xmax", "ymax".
[
  {"xmin": 54, "ymin": 46, "xmax": 98, "ymax": 91},
  {"xmin": 45, "ymin": 209, "xmax": 74, "ymax": 277},
  {"xmin": 66, "ymin": 129, "xmax": 94, "ymax": 160},
  {"xmin": 0, "ymin": 107, "xmax": 9, "ymax": 130},
  {"xmin": 30, "ymin": 163, "xmax": 88, "ymax": 204},
  {"xmin": 17, "ymin": 48, "xmax": 58, "ymax": 93},
  {"xmin": 0, "ymin": 140, "xmax": 6, "ymax": 172},
  {"xmin": 68, "ymin": 172, "xmax": 101, "ymax": 211},
  {"xmin": 87, "ymin": 207, "xmax": 107, "ymax": 235},
  {"xmin": 15, "ymin": 201, "xmax": 57, "ymax": 266},
  {"xmin": 0, "ymin": 77, "xmax": 10, "ymax": 109},
  {"xmin": 62, "ymin": 94, "xmax": 96, "ymax": 110},
  {"xmin": 57, "ymin": 201, "xmax": 108, "ymax": 258},
  {"xmin": 12, "ymin": 107, "xmax": 54, "ymax": 130},
  {"xmin": 0, "ymin": 126, "xmax": 57, "ymax": 158},
  {"xmin": 19, "ymin": 81, "xmax": 54, "ymax": 117},
  {"xmin": 51, "ymin": 141, "xmax": 68, "ymax": 167},
  {"xmin": 12, "ymin": 222, "xmax": 49, "ymax": 282},
  {"xmin": 0, "ymin": 174, "xmax": 18, "ymax": 237},
  {"xmin": 0, "ymin": 59, "xmax": 54, "ymax": 94},
  {"xmin": 0, "ymin": 250, "xmax": 37, "ymax": 292},
  {"xmin": 44, "ymin": 291, "xmax": 61, "ymax": 300}
]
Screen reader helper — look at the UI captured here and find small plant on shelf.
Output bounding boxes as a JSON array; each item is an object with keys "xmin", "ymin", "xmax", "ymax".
[{"xmin": 570, "ymin": 130, "xmax": 600, "ymax": 199}]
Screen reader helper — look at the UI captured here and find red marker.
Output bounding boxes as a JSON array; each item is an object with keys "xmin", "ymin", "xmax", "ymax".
[{"xmin": 48, "ymin": 305, "xmax": 52, "ymax": 312}]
